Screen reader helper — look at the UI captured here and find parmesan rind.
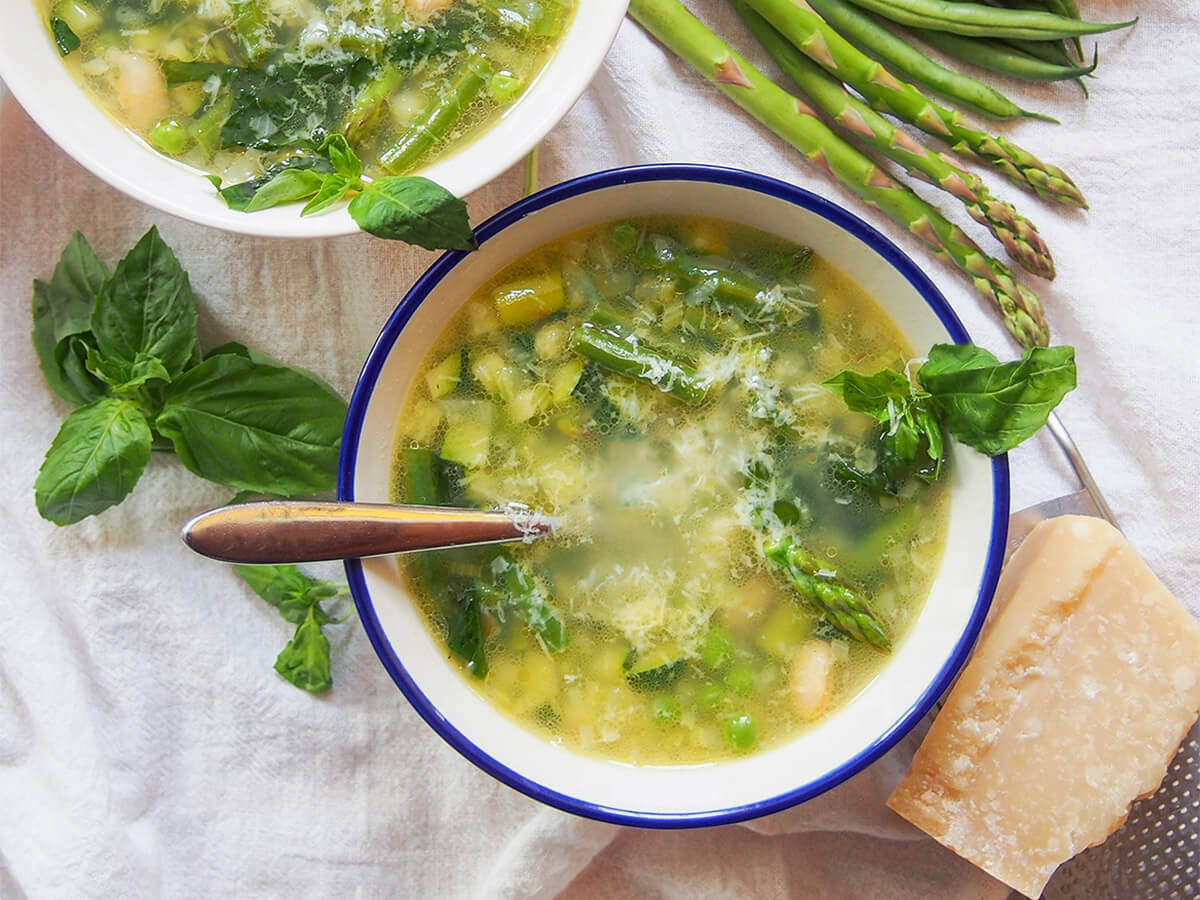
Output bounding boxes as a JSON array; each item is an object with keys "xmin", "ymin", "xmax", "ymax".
[{"xmin": 887, "ymin": 515, "xmax": 1200, "ymax": 899}]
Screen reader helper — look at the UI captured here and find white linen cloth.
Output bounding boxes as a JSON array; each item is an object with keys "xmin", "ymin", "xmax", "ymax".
[{"xmin": 1, "ymin": 2, "xmax": 1196, "ymax": 896}]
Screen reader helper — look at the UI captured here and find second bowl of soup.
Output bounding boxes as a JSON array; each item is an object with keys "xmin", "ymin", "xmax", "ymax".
[
  {"xmin": 2, "ymin": 0, "xmax": 626, "ymax": 236},
  {"xmin": 340, "ymin": 165, "xmax": 1008, "ymax": 825}
]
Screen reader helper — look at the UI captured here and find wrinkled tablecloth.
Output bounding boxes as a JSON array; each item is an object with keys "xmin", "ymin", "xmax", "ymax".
[{"xmin": 2, "ymin": 1, "xmax": 1196, "ymax": 897}]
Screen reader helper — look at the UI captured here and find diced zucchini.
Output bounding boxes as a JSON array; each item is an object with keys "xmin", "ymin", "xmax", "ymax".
[
  {"xmin": 440, "ymin": 420, "xmax": 491, "ymax": 469},
  {"xmin": 494, "ymin": 272, "xmax": 565, "ymax": 327},
  {"xmin": 625, "ymin": 645, "xmax": 686, "ymax": 692},
  {"xmin": 54, "ymin": 0, "xmax": 103, "ymax": 35},
  {"xmin": 757, "ymin": 602, "xmax": 814, "ymax": 660},
  {"xmin": 534, "ymin": 320, "xmax": 570, "ymax": 360},
  {"xmin": 549, "ymin": 358, "xmax": 584, "ymax": 404},
  {"xmin": 425, "ymin": 350, "xmax": 462, "ymax": 399},
  {"xmin": 509, "ymin": 383, "xmax": 552, "ymax": 423},
  {"xmin": 403, "ymin": 398, "xmax": 444, "ymax": 445}
]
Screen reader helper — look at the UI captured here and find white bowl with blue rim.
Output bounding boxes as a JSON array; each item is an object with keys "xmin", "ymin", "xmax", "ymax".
[
  {"xmin": 0, "ymin": 3, "xmax": 627, "ymax": 238},
  {"xmin": 339, "ymin": 165, "xmax": 1009, "ymax": 826}
]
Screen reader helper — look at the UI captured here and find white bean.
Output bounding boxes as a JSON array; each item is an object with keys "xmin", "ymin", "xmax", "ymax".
[
  {"xmin": 790, "ymin": 640, "xmax": 835, "ymax": 719},
  {"xmin": 115, "ymin": 52, "xmax": 168, "ymax": 133}
]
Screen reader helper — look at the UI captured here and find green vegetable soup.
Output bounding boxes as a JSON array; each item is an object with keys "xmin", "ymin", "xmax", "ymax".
[
  {"xmin": 40, "ymin": 0, "xmax": 575, "ymax": 182},
  {"xmin": 391, "ymin": 217, "xmax": 949, "ymax": 764}
]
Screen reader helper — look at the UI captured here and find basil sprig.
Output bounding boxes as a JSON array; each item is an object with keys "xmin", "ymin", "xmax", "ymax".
[
  {"xmin": 825, "ymin": 343, "xmax": 1077, "ymax": 496},
  {"xmin": 208, "ymin": 134, "xmax": 477, "ymax": 251},
  {"xmin": 235, "ymin": 565, "xmax": 350, "ymax": 693},
  {"xmin": 32, "ymin": 228, "xmax": 348, "ymax": 526}
]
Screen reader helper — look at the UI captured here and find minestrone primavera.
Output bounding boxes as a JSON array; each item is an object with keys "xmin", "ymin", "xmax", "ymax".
[{"xmin": 391, "ymin": 217, "xmax": 950, "ymax": 764}]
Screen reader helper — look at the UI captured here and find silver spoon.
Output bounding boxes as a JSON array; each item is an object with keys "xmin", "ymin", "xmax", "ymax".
[{"xmin": 181, "ymin": 501, "xmax": 554, "ymax": 564}]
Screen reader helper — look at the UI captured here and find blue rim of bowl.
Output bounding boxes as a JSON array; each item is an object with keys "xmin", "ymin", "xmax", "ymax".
[{"xmin": 339, "ymin": 164, "xmax": 1010, "ymax": 829}]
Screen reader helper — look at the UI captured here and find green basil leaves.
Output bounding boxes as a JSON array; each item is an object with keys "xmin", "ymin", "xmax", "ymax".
[
  {"xmin": 207, "ymin": 133, "xmax": 476, "ymax": 250},
  {"xmin": 32, "ymin": 228, "xmax": 348, "ymax": 525},
  {"xmin": 825, "ymin": 343, "xmax": 1077, "ymax": 496},
  {"xmin": 235, "ymin": 564, "xmax": 350, "ymax": 693},
  {"xmin": 917, "ymin": 344, "xmax": 1078, "ymax": 456}
]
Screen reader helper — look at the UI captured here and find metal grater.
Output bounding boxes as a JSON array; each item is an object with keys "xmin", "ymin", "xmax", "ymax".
[{"xmin": 999, "ymin": 415, "xmax": 1200, "ymax": 899}]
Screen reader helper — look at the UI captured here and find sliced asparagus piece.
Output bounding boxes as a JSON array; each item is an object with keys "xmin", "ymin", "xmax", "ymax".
[{"xmin": 764, "ymin": 539, "xmax": 891, "ymax": 649}]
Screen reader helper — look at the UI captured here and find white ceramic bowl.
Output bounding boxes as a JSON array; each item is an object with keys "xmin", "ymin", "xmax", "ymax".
[
  {"xmin": 340, "ymin": 165, "xmax": 1009, "ymax": 826},
  {"xmin": 0, "ymin": 3, "xmax": 627, "ymax": 237}
]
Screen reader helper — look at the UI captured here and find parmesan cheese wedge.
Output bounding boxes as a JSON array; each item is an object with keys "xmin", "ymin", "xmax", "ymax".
[{"xmin": 887, "ymin": 515, "xmax": 1200, "ymax": 899}]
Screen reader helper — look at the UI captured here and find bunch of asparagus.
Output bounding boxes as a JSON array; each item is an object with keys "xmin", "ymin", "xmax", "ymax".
[{"xmin": 626, "ymin": 0, "xmax": 1135, "ymax": 347}]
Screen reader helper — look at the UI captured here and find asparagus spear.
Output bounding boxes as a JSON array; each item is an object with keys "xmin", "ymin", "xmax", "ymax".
[
  {"xmin": 380, "ymin": 51, "xmax": 493, "ymax": 174},
  {"xmin": 803, "ymin": 0, "xmax": 1050, "ymax": 121},
  {"xmin": 735, "ymin": 0, "xmax": 1054, "ymax": 280},
  {"xmin": 764, "ymin": 538, "xmax": 891, "ymax": 648},
  {"xmin": 741, "ymin": 0, "xmax": 1087, "ymax": 209},
  {"xmin": 570, "ymin": 321, "xmax": 712, "ymax": 405},
  {"xmin": 627, "ymin": 0, "xmax": 1050, "ymax": 347}
]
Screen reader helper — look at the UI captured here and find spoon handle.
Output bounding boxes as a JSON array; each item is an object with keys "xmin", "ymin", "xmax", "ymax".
[{"xmin": 181, "ymin": 501, "xmax": 552, "ymax": 564}]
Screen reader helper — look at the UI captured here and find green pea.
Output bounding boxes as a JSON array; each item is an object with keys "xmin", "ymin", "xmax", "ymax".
[
  {"xmin": 726, "ymin": 713, "xmax": 757, "ymax": 751},
  {"xmin": 723, "ymin": 663, "xmax": 756, "ymax": 696},
  {"xmin": 149, "ymin": 119, "xmax": 189, "ymax": 156},
  {"xmin": 651, "ymin": 695, "xmax": 681, "ymax": 726},
  {"xmin": 699, "ymin": 627, "xmax": 735, "ymax": 670},
  {"xmin": 489, "ymin": 71, "xmax": 523, "ymax": 105},
  {"xmin": 696, "ymin": 682, "xmax": 725, "ymax": 711}
]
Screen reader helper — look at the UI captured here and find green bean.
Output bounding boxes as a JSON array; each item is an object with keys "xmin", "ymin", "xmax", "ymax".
[
  {"xmin": 804, "ymin": 0, "xmax": 1051, "ymax": 121},
  {"xmin": 380, "ymin": 52, "xmax": 492, "ymax": 174},
  {"xmin": 636, "ymin": 240, "xmax": 773, "ymax": 321},
  {"xmin": 911, "ymin": 27, "xmax": 1098, "ymax": 80},
  {"xmin": 841, "ymin": 0, "xmax": 1134, "ymax": 40},
  {"xmin": 569, "ymin": 322, "xmax": 710, "ymax": 406},
  {"xmin": 343, "ymin": 63, "xmax": 405, "ymax": 142}
]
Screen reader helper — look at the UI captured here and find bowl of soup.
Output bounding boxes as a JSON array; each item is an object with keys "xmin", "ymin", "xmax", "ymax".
[
  {"xmin": 0, "ymin": 0, "xmax": 625, "ymax": 236},
  {"xmin": 339, "ymin": 165, "xmax": 1009, "ymax": 826}
]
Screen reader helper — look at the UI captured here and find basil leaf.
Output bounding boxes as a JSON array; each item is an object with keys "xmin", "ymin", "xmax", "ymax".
[
  {"xmin": 234, "ymin": 564, "xmax": 342, "ymax": 625},
  {"xmin": 244, "ymin": 168, "xmax": 327, "ymax": 212},
  {"xmin": 348, "ymin": 176, "xmax": 476, "ymax": 250},
  {"xmin": 210, "ymin": 157, "xmax": 335, "ymax": 211},
  {"xmin": 85, "ymin": 345, "xmax": 171, "ymax": 395},
  {"xmin": 91, "ymin": 227, "xmax": 198, "ymax": 381},
  {"xmin": 274, "ymin": 605, "xmax": 333, "ymax": 692},
  {"xmin": 918, "ymin": 344, "xmax": 1077, "ymax": 455},
  {"xmin": 822, "ymin": 368, "xmax": 914, "ymax": 422},
  {"xmin": 301, "ymin": 174, "xmax": 354, "ymax": 216},
  {"xmin": 31, "ymin": 232, "xmax": 110, "ymax": 405},
  {"xmin": 318, "ymin": 133, "xmax": 362, "ymax": 181},
  {"xmin": 34, "ymin": 397, "xmax": 152, "ymax": 525},
  {"xmin": 60, "ymin": 335, "xmax": 110, "ymax": 405},
  {"xmin": 49, "ymin": 17, "xmax": 80, "ymax": 56},
  {"xmin": 155, "ymin": 353, "xmax": 346, "ymax": 495}
]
